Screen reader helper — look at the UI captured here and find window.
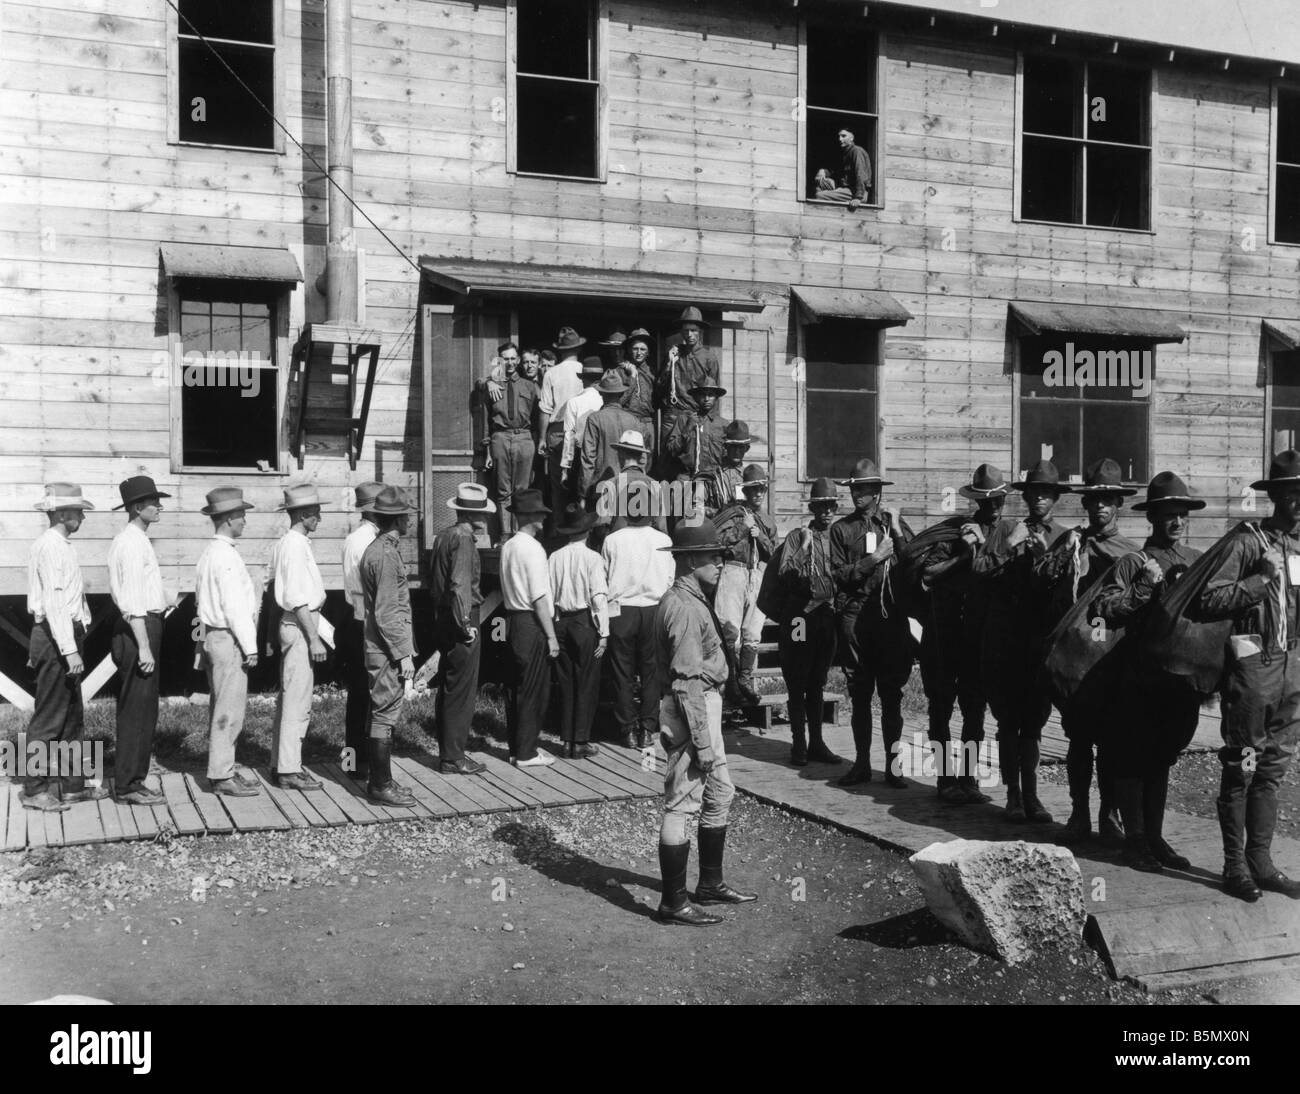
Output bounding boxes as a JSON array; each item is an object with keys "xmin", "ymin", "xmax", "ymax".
[
  {"xmin": 175, "ymin": 0, "xmax": 278, "ymax": 150},
  {"xmin": 1018, "ymin": 334, "xmax": 1151, "ymax": 482},
  {"xmin": 801, "ymin": 23, "xmax": 879, "ymax": 205},
  {"xmin": 1270, "ymin": 350, "xmax": 1300, "ymax": 452},
  {"xmin": 512, "ymin": 0, "xmax": 602, "ymax": 179},
  {"xmin": 801, "ymin": 320, "xmax": 878, "ymax": 479},
  {"xmin": 175, "ymin": 282, "xmax": 283, "ymax": 470},
  {"xmin": 1274, "ymin": 86, "xmax": 1300, "ymax": 244},
  {"xmin": 1020, "ymin": 56, "xmax": 1150, "ymax": 229}
]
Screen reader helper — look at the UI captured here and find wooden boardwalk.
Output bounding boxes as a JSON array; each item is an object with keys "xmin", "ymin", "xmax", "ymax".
[{"xmin": 0, "ymin": 744, "xmax": 664, "ymax": 853}]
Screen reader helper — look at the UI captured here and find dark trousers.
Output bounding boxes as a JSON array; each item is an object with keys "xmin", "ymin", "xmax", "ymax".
[
  {"xmin": 780, "ymin": 606, "xmax": 837, "ymax": 738},
  {"xmin": 554, "ymin": 611, "xmax": 599, "ymax": 743},
  {"xmin": 508, "ymin": 610, "xmax": 551, "ymax": 761},
  {"xmin": 839, "ymin": 605, "xmax": 914, "ymax": 767},
  {"xmin": 111, "ymin": 613, "xmax": 163, "ymax": 795},
  {"xmin": 545, "ymin": 425, "xmax": 567, "ymax": 535},
  {"xmin": 1061, "ymin": 698, "xmax": 1119, "ymax": 816},
  {"xmin": 24, "ymin": 621, "xmax": 87, "ymax": 797},
  {"xmin": 435, "ymin": 627, "xmax": 481, "ymax": 764},
  {"xmin": 982, "ymin": 624, "xmax": 1052, "ymax": 785},
  {"xmin": 919, "ymin": 609, "xmax": 985, "ymax": 753},
  {"xmin": 339, "ymin": 616, "xmax": 370, "ymax": 765},
  {"xmin": 607, "ymin": 604, "xmax": 660, "ymax": 733},
  {"xmin": 492, "ymin": 429, "xmax": 536, "ymax": 534}
]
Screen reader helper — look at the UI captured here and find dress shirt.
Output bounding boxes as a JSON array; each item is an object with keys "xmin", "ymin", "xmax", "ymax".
[
  {"xmin": 561, "ymin": 386, "xmax": 604, "ymax": 469},
  {"xmin": 342, "ymin": 519, "xmax": 380, "ymax": 618},
  {"xmin": 272, "ymin": 528, "xmax": 326, "ymax": 612},
  {"xmin": 486, "ymin": 374, "xmax": 541, "ymax": 433},
  {"xmin": 360, "ymin": 531, "xmax": 415, "ymax": 660},
  {"xmin": 549, "ymin": 541, "xmax": 610, "ymax": 636},
  {"xmin": 655, "ymin": 574, "xmax": 730, "ymax": 715},
  {"xmin": 603, "ymin": 526, "xmax": 675, "ymax": 609},
  {"xmin": 195, "ymin": 534, "xmax": 259, "ymax": 655},
  {"xmin": 1198, "ymin": 519, "xmax": 1300, "ymax": 650},
  {"xmin": 500, "ymin": 532, "xmax": 552, "ymax": 612},
  {"xmin": 108, "ymin": 523, "xmax": 167, "ymax": 617},
  {"xmin": 28, "ymin": 527, "xmax": 90, "ymax": 656},
  {"xmin": 539, "ymin": 356, "xmax": 583, "ymax": 427},
  {"xmin": 829, "ymin": 508, "xmax": 914, "ymax": 615}
]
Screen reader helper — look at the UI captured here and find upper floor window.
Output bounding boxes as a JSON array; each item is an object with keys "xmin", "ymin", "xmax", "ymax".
[
  {"xmin": 801, "ymin": 23, "xmax": 880, "ymax": 207},
  {"xmin": 512, "ymin": 0, "xmax": 602, "ymax": 180},
  {"xmin": 1274, "ymin": 86, "xmax": 1300, "ymax": 244},
  {"xmin": 1269, "ymin": 349, "xmax": 1300, "ymax": 453},
  {"xmin": 800, "ymin": 319, "xmax": 879, "ymax": 479},
  {"xmin": 1020, "ymin": 56, "xmax": 1150, "ymax": 230},
  {"xmin": 175, "ymin": 0, "xmax": 279, "ymax": 150}
]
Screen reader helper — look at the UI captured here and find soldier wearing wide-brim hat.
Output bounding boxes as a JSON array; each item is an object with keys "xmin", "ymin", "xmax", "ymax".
[
  {"xmin": 578, "ymin": 370, "xmax": 641, "ymax": 507},
  {"xmin": 701, "ymin": 420, "xmax": 752, "ymax": 521},
  {"xmin": 662, "ymin": 306, "xmax": 723, "ymax": 432},
  {"xmin": 653, "ymin": 518, "xmax": 755, "ymax": 926},
  {"xmin": 1093, "ymin": 471, "xmax": 1205, "ymax": 875},
  {"xmin": 971, "ymin": 458, "xmax": 1070, "ymax": 823},
  {"xmin": 620, "ymin": 328, "xmax": 659, "ymax": 453},
  {"xmin": 1191, "ymin": 449, "xmax": 1300, "ymax": 900},
  {"xmin": 664, "ymin": 382, "xmax": 729, "ymax": 485}
]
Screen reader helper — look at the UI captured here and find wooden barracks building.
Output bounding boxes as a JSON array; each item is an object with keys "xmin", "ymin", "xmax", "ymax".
[{"xmin": 2, "ymin": 0, "xmax": 1300, "ymax": 697}]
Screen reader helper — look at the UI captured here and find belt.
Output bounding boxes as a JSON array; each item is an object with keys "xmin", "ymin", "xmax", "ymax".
[
  {"xmin": 494, "ymin": 427, "xmax": 533, "ymax": 435},
  {"xmin": 557, "ymin": 607, "xmax": 590, "ymax": 617}
]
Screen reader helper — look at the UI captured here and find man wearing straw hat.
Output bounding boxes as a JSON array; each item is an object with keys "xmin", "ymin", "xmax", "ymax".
[
  {"xmin": 594, "ymin": 429, "xmax": 668, "ymax": 534},
  {"xmin": 428, "ymin": 483, "xmax": 493, "ymax": 776},
  {"xmin": 339, "ymin": 482, "xmax": 383, "ymax": 779},
  {"xmin": 359, "ymin": 486, "xmax": 419, "ymax": 807},
  {"xmin": 195, "ymin": 486, "xmax": 261, "ymax": 797},
  {"xmin": 23, "ymin": 483, "xmax": 104, "ymax": 812},
  {"xmin": 107, "ymin": 474, "xmax": 174, "ymax": 806},
  {"xmin": 579, "ymin": 369, "xmax": 639, "ymax": 506},
  {"xmin": 268, "ymin": 483, "xmax": 328, "ymax": 792}
]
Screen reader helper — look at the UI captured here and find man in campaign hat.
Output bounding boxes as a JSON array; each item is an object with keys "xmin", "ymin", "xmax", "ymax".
[
  {"xmin": 195, "ymin": 487, "xmax": 261, "ymax": 797},
  {"xmin": 579, "ymin": 369, "xmax": 640, "ymax": 506},
  {"xmin": 654, "ymin": 518, "xmax": 756, "ymax": 926},
  {"xmin": 701, "ymin": 420, "xmax": 752, "ymax": 520},
  {"xmin": 973, "ymin": 459, "xmax": 1070, "ymax": 823},
  {"xmin": 428, "ymin": 484, "xmax": 493, "ymax": 776},
  {"xmin": 108, "ymin": 474, "xmax": 174, "ymax": 806},
  {"xmin": 22, "ymin": 484, "xmax": 100, "ymax": 811},
  {"xmin": 1195, "ymin": 450, "xmax": 1300, "ymax": 901},
  {"xmin": 620, "ymin": 328, "xmax": 659, "ymax": 454},
  {"xmin": 268, "ymin": 483, "xmax": 328, "ymax": 791},
  {"xmin": 661, "ymin": 306, "xmax": 722, "ymax": 428},
  {"xmin": 339, "ymin": 482, "xmax": 383, "ymax": 779},
  {"xmin": 663, "ymin": 382, "xmax": 729, "ymax": 486}
]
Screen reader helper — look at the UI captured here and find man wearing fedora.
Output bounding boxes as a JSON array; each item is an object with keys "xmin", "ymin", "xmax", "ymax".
[
  {"xmin": 560, "ymin": 357, "xmax": 608, "ymax": 518},
  {"xmin": 829, "ymin": 457, "xmax": 914, "ymax": 788},
  {"xmin": 549, "ymin": 502, "xmax": 609, "ymax": 758},
  {"xmin": 500, "ymin": 488, "xmax": 559, "ymax": 766},
  {"xmin": 915, "ymin": 464, "xmax": 1008, "ymax": 804},
  {"xmin": 340, "ymin": 482, "xmax": 383, "ymax": 778},
  {"xmin": 1094, "ymin": 471, "xmax": 1205, "ymax": 874},
  {"xmin": 663, "ymin": 382, "xmax": 728, "ymax": 486},
  {"xmin": 1195, "ymin": 450, "xmax": 1300, "ymax": 901},
  {"xmin": 195, "ymin": 486, "xmax": 261, "ymax": 797},
  {"xmin": 539, "ymin": 327, "xmax": 587, "ymax": 520},
  {"xmin": 268, "ymin": 484, "xmax": 328, "ymax": 792},
  {"xmin": 594, "ymin": 430, "xmax": 669, "ymax": 534},
  {"xmin": 714, "ymin": 464, "xmax": 777, "ymax": 708},
  {"xmin": 23, "ymin": 484, "xmax": 100, "ymax": 811},
  {"xmin": 702, "ymin": 420, "xmax": 753, "ymax": 520},
  {"xmin": 1035, "ymin": 457, "xmax": 1141, "ymax": 845},
  {"xmin": 973, "ymin": 459, "xmax": 1070, "ymax": 823},
  {"xmin": 654, "ymin": 518, "xmax": 756, "ymax": 926},
  {"xmin": 359, "ymin": 486, "xmax": 419, "ymax": 807},
  {"xmin": 107, "ymin": 474, "xmax": 174, "ymax": 806},
  {"xmin": 770, "ymin": 478, "xmax": 844, "ymax": 767},
  {"xmin": 662, "ymin": 306, "xmax": 721, "ymax": 426},
  {"xmin": 478, "ymin": 341, "xmax": 541, "ymax": 534},
  {"xmin": 603, "ymin": 479, "xmax": 674, "ymax": 748},
  {"xmin": 429, "ymin": 483, "xmax": 493, "ymax": 776},
  {"xmin": 620, "ymin": 328, "xmax": 659, "ymax": 455},
  {"xmin": 579, "ymin": 368, "xmax": 640, "ymax": 506}
]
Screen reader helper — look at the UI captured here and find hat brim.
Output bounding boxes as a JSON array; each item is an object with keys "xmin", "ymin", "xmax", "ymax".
[
  {"xmin": 836, "ymin": 478, "xmax": 894, "ymax": 487},
  {"xmin": 1072, "ymin": 485, "xmax": 1139, "ymax": 497},
  {"xmin": 959, "ymin": 485, "xmax": 1008, "ymax": 500},
  {"xmin": 112, "ymin": 490, "xmax": 172, "ymax": 511},
  {"xmin": 446, "ymin": 497, "xmax": 497, "ymax": 513},
  {"xmin": 1133, "ymin": 497, "xmax": 1207, "ymax": 511},
  {"xmin": 724, "ymin": 438, "xmax": 752, "ymax": 446},
  {"xmin": 201, "ymin": 501, "xmax": 255, "ymax": 516},
  {"xmin": 689, "ymin": 386, "xmax": 726, "ymax": 396},
  {"xmin": 556, "ymin": 514, "xmax": 600, "ymax": 535},
  {"xmin": 1251, "ymin": 475, "xmax": 1300, "ymax": 490},
  {"xmin": 742, "ymin": 479, "xmax": 769, "ymax": 489},
  {"xmin": 612, "ymin": 443, "xmax": 648, "ymax": 455},
  {"xmin": 277, "ymin": 500, "xmax": 324, "ymax": 511},
  {"xmin": 659, "ymin": 542, "xmax": 729, "ymax": 554},
  {"xmin": 599, "ymin": 383, "xmax": 629, "ymax": 394},
  {"xmin": 35, "ymin": 499, "xmax": 95, "ymax": 511},
  {"xmin": 554, "ymin": 339, "xmax": 587, "ymax": 351},
  {"xmin": 679, "ymin": 318, "xmax": 711, "ymax": 329}
]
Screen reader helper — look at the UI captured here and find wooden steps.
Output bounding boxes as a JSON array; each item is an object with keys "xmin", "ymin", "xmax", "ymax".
[{"xmin": 739, "ymin": 692, "xmax": 843, "ymax": 733}]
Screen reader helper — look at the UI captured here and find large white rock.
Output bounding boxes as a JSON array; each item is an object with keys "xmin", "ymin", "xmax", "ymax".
[{"xmin": 908, "ymin": 839, "xmax": 1086, "ymax": 965}]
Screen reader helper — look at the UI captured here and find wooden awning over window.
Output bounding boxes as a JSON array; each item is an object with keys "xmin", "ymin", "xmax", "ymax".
[
  {"xmin": 791, "ymin": 286, "xmax": 913, "ymax": 327},
  {"xmin": 1263, "ymin": 319, "xmax": 1300, "ymax": 350},
  {"xmin": 160, "ymin": 242, "xmax": 303, "ymax": 283},
  {"xmin": 418, "ymin": 256, "xmax": 783, "ymax": 311},
  {"xmin": 1009, "ymin": 302, "xmax": 1187, "ymax": 343}
]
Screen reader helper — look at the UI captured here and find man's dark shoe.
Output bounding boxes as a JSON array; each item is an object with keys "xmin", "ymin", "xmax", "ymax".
[
  {"xmin": 367, "ymin": 781, "xmax": 417, "ymax": 807},
  {"xmin": 570, "ymin": 743, "xmax": 600, "ymax": 760},
  {"xmin": 618, "ymin": 729, "xmax": 637, "ymax": 748},
  {"xmin": 1023, "ymin": 796, "xmax": 1053, "ymax": 824},
  {"xmin": 234, "ymin": 770, "xmax": 261, "ymax": 789},
  {"xmin": 115, "ymin": 788, "xmax": 165, "ymax": 807},
  {"xmin": 1147, "ymin": 837, "xmax": 1190, "ymax": 870},
  {"xmin": 1005, "ymin": 787, "xmax": 1026, "ymax": 823},
  {"xmin": 884, "ymin": 771, "xmax": 908, "ymax": 790},
  {"xmin": 635, "ymin": 727, "xmax": 649, "ymax": 749},
  {"xmin": 790, "ymin": 742, "xmax": 808, "ymax": 767},
  {"xmin": 695, "ymin": 881, "xmax": 758, "ymax": 905},
  {"xmin": 957, "ymin": 776, "xmax": 992, "ymax": 804},
  {"xmin": 1097, "ymin": 813, "xmax": 1126, "ymax": 848},
  {"xmin": 440, "ymin": 757, "xmax": 486, "ymax": 776},
  {"xmin": 1061, "ymin": 808, "xmax": 1091, "ymax": 842},
  {"xmin": 21, "ymin": 791, "xmax": 69, "ymax": 812},
  {"xmin": 1223, "ymin": 871, "xmax": 1262, "ymax": 902},
  {"xmin": 806, "ymin": 742, "xmax": 844, "ymax": 765},
  {"xmin": 836, "ymin": 761, "xmax": 872, "ymax": 787},
  {"xmin": 938, "ymin": 781, "xmax": 969, "ymax": 804},
  {"xmin": 1122, "ymin": 837, "xmax": 1163, "ymax": 874},
  {"xmin": 1253, "ymin": 870, "xmax": 1300, "ymax": 898},
  {"xmin": 655, "ymin": 901, "xmax": 723, "ymax": 926},
  {"xmin": 63, "ymin": 786, "xmax": 110, "ymax": 804},
  {"xmin": 211, "ymin": 777, "xmax": 259, "ymax": 797},
  {"xmin": 275, "ymin": 771, "xmax": 323, "ymax": 792}
]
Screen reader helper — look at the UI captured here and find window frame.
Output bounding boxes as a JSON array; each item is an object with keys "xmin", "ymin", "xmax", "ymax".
[
  {"xmin": 1270, "ymin": 81, "xmax": 1300, "ymax": 246},
  {"xmin": 167, "ymin": 279, "xmax": 291, "ymax": 476},
  {"xmin": 1264, "ymin": 341, "xmax": 1300, "ymax": 458},
  {"xmin": 167, "ymin": 0, "xmax": 286, "ymax": 154},
  {"xmin": 796, "ymin": 21, "xmax": 885, "ymax": 210},
  {"xmin": 795, "ymin": 318, "xmax": 884, "ymax": 483},
  {"xmin": 1014, "ymin": 51, "xmax": 1156, "ymax": 234},
  {"xmin": 506, "ymin": 0, "xmax": 609, "ymax": 183}
]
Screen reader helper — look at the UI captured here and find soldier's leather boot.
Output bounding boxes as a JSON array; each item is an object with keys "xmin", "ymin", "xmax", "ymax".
[
  {"xmin": 735, "ymin": 645, "xmax": 762, "ymax": 707},
  {"xmin": 789, "ymin": 717, "xmax": 809, "ymax": 767},
  {"xmin": 957, "ymin": 775, "xmax": 993, "ymax": 804},
  {"xmin": 1020, "ymin": 741, "xmax": 1053, "ymax": 824},
  {"xmin": 1143, "ymin": 767, "xmax": 1190, "ymax": 869},
  {"xmin": 1063, "ymin": 741, "xmax": 1093, "ymax": 840},
  {"xmin": 366, "ymin": 738, "xmax": 416, "ymax": 808},
  {"xmin": 806, "ymin": 715, "xmax": 843, "ymax": 765},
  {"xmin": 656, "ymin": 842, "xmax": 722, "ymax": 925},
  {"xmin": 1218, "ymin": 753, "xmax": 1260, "ymax": 902},
  {"xmin": 694, "ymin": 826, "xmax": 757, "ymax": 905}
]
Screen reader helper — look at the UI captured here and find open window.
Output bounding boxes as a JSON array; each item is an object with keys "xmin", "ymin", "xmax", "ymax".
[
  {"xmin": 799, "ymin": 21, "xmax": 880, "ymax": 206},
  {"xmin": 800, "ymin": 320, "xmax": 880, "ymax": 479},
  {"xmin": 171, "ymin": 0, "xmax": 282, "ymax": 151},
  {"xmin": 509, "ymin": 0, "xmax": 604, "ymax": 180},
  {"xmin": 1019, "ymin": 55, "xmax": 1151, "ymax": 230},
  {"xmin": 1273, "ymin": 85, "xmax": 1300, "ymax": 245}
]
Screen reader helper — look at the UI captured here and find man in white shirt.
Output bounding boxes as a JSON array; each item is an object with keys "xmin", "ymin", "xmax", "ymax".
[
  {"xmin": 549, "ymin": 503, "xmax": 609, "ymax": 759},
  {"xmin": 538, "ymin": 327, "xmax": 586, "ymax": 530},
  {"xmin": 24, "ymin": 483, "xmax": 102, "ymax": 812},
  {"xmin": 603, "ymin": 488, "xmax": 674, "ymax": 748},
  {"xmin": 108, "ymin": 475, "xmax": 172, "ymax": 806},
  {"xmin": 499, "ymin": 489, "xmax": 559, "ymax": 766},
  {"xmin": 195, "ymin": 486, "xmax": 261, "ymax": 797},
  {"xmin": 560, "ymin": 358, "xmax": 607, "ymax": 495},
  {"xmin": 269, "ymin": 483, "xmax": 328, "ymax": 791},
  {"xmin": 340, "ymin": 481, "xmax": 382, "ymax": 778}
]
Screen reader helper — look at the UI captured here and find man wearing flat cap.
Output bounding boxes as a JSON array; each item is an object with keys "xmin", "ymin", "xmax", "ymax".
[
  {"xmin": 22, "ymin": 484, "xmax": 102, "ymax": 812},
  {"xmin": 268, "ymin": 483, "xmax": 328, "ymax": 792},
  {"xmin": 340, "ymin": 482, "xmax": 382, "ymax": 779},
  {"xmin": 195, "ymin": 487, "xmax": 261, "ymax": 797},
  {"xmin": 108, "ymin": 474, "xmax": 174, "ymax": 806},
  {"xmin": 579, "ymin": 369, "xmax": 640, "ymax": 506}
]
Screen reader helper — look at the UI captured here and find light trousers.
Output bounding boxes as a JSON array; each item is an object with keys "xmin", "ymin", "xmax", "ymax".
[{"xmin": 203, "ymin": 627, "xmax": 248, "ymax": 781}]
